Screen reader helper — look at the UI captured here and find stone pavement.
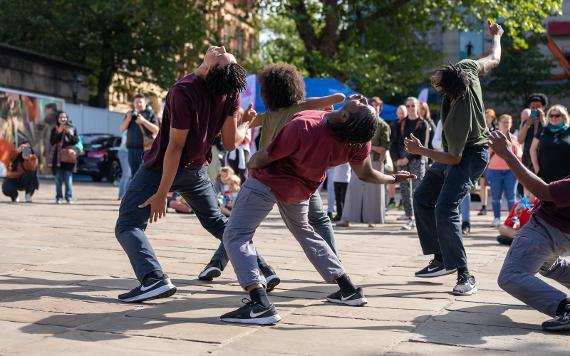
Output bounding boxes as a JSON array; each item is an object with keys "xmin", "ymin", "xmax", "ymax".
[{"xmin": 1, "ymin": 181, "xmax": 568, "ymax": 355}]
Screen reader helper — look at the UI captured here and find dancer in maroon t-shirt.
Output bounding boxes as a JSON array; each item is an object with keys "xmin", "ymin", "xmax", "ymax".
[{"xmin": 219, "ymin": 95, "xmax": 416, "ymax": 325}]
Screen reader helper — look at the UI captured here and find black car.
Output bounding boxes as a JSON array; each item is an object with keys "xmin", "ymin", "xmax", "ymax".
[{"xmin": 76, "ymin": 133, "xmax": 122, "ymax": 182}]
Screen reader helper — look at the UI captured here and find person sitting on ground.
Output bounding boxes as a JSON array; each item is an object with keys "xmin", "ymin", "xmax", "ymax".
[
  {"xmin": 214, "ymin": 166, "xmax": 235, "ymax": 195},
  {"xmin": 490, "ymin": 130, "xmax": 570, "ymax": 332},
  {"xmin": 2, "ymin": 142, "xmax": 39, "ymax": 203},
  {"xmin": 219, "ymin": 94, "xmax": 416, "ymax": 325},
  {"xmin": 496, "ymin": 193, "xmax": 539, "ymax": 246}
]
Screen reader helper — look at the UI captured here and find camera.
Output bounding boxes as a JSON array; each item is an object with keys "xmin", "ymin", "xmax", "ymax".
[
  {"xmin": 131, "ymin": 110, "xmax": 140, "ymax": 121},
  {"xmin": 530, "ymin": 109, "xmax": 539, "ymax": 120},
  {"xmin": 22, "ymin": 146, "xmax": 31, "ymax": 159}
]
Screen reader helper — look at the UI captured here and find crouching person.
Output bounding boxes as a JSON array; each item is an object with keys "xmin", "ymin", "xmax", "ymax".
[
  {"xmin": 2, "ymin": 142, "xmax": 39, "ymax": 203},
  {"xmin": 490, "ymin": 131, "xmax": 570, "ymax": 332}
]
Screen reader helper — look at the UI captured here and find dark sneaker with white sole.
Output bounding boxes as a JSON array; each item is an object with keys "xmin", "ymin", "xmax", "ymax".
[
  {"xmin": 452, "ymin": 274, "xmax": 477, "ymax": 296},
  {"xmin": 198, "ymin": 262, "xmax": 222, "ymax": 281},
  {"xmin": 326, "ymin": 287, "xmax": 367, "ymax": 306},
  {"xmin": 220, "ymin": 298, "xmax": 281, "ymax": 325},
  {"xmin": 415, "ymin": 259, "xmax": 457, "ymax": 278},
  {"xmin": 118, "ymin": 274, "xmax": 177, "ymax": 303},
  {"xmin": 265, "ymin": 274, "xmax": 281, "ymax": 293},
  {"xmin": 542, "ymin": 304, "xmax": 570, "ymax": 332}
]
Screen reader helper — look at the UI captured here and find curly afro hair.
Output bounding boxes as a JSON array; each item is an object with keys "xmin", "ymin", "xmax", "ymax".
[
  {"xmin": 439, "ymin": 63, "xmax": 470, "ymax": 100},
  {"xmin": 258, "ymin": 63, "xmax": 305, "ymax": 111},
  {"xmin": 205, "ymin": 62, "xmax": 247, "ymax": 96}
]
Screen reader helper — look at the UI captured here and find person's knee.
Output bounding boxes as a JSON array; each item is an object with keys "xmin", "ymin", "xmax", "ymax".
[{"xmin": 497, "ymin": 267, "xmax": 516, "ymax": 292}]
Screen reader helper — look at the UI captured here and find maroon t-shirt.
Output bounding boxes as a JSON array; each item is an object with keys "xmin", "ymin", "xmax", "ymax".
[
  {"xmin": 144, "ymin": 73, "xmax": 240, "ymax": 169},
  {"xmin": 250, "ymin": 110, "xmax": 371, "ymax": 204},
  {"xmin": 535, "ymin": 176, "xmax": 570, "ymax": 233}
]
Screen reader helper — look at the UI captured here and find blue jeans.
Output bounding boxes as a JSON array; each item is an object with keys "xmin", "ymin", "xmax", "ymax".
[
  {"xmin": 118, "ymin": 149, "xmax": 131, "ymax": 199},
  {"xmin": 460, "ymin": 193, "xmax": 470, "ymax": 223},
  {"xmin": 127, "ymin": 148, "xmax": 144, "ymax": 177},
  {"xmin": 55, "ymin": 169, "xmax": 73, "ymax": 201},
  {"xmin": 487, "ymin": 169, "xmax": 516, "ymax": 219},
  {"xmin": 209, "ymin": 190, "xmax": 337, "ymax": 269},
  {"xmin": 413, "ymin": 147, "xmax": 489, "ymax": 270},
  {"xmin": 115, "ymin": 166, "xmax": 270, "ymax": 282}
]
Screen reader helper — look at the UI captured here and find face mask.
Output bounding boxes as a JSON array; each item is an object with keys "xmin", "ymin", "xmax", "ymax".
[{"xmin": 546, "ymin": 122, "xmax": 569, "ymax": 133}]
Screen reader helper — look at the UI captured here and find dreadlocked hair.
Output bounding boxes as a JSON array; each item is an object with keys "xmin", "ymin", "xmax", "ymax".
[
  {"xmin": 439, "ymin": 63, "xmax": 469, "ymax": 100},
  {"xmin": 206, "ymin": 62, "xmax": 247, "ymax": 96},
  {"xmin": 330, "ymin": 107, "xmax": 378, "ymax": 144}
]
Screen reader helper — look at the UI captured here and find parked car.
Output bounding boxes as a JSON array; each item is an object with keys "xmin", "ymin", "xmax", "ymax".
[{"xmin": 76, "ymin": 133, "xmax": 122, "ymax": 182}]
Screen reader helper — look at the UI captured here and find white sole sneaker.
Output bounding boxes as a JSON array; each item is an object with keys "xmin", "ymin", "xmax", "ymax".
[
  {"xmin": 415, "ymin": 268, "xmax": 457, "ymax": 278},
  {"xmin": 221, "ymin": 314, "xmax": 282, "ymax": 325},
  {"xmin": 326, "ymin": 296, "xmax": 368, "ymax": 306},
  {"xmin": 120, "ymin": 283, "xmax": 177, "ymax": 303},
  {"xmin": 452, "ymin": 285, "xmax": 478, "ymax": 296}
]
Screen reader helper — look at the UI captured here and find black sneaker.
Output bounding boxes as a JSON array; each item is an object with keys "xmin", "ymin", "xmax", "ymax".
[
  {"xmin": 461, "ymin": 221, "xmax": 471, "ymax": 235},
  {"xmin": 265, "ymin": 274, "xmax": 281, "ymax": 293},
  {"xmin": 220, "ymin": 298, "xmax": 281, "ymax": 325},
  {"xmin": 496, "ymin": 235, "xmax": 514, "ymax": 246},
  {"xmin": 198, "ymin": 262, "xmax": 222, "ymax": 281},
  {"xmin": 326, "ymin": 287, "xmax": 367, "ymax": 306},
  {"xmin": 542, "ymin": 305, "xmax": 570, "ymax": 332},
  {"xmin": 415, "ymin": 259, "xmax": 457, "ymax": 278},
  {"xmin": 118, "ymin": 274, "xmax": 177, "ymax": 303},
  {"xmin": 477, "ymin": 207, "xmax": 487, "ymax": 216},
  {"xmin": 452, "ymin": 273, "xmax": 477, "ymax": 296}
]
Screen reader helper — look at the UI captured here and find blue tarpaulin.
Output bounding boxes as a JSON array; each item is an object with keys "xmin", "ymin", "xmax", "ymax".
[{"xmin": 248, "ymin": 76, "xmax": 397, "ymax": 121}]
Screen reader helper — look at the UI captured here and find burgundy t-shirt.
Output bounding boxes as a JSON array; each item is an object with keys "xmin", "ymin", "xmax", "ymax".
[
  {"xmin": 535, "ymin": 175, "xmax": 570, "ymax": 233},
  {"xmin": 144, "ymin": 74, "xmax": 240, "ymax": 169},
  {"xmin": 250, "ymin": 110, "xmax": 371, "ymax": 204}
]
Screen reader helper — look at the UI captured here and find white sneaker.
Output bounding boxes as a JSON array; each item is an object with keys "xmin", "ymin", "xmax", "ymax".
[
  {"xmin": 25, "ymin": 193, "xmax": 32, "ymax": 203},
  {"xmin": 56, "ymin": 199, "xmax": 63, "ymax": 204},
  {"xmin": 492, "ymin": 218, "xmax": 501, "ymax": 227},
  {"xmin": 401, "ymin": 219, "xmax": 416, "ymax": 230}
]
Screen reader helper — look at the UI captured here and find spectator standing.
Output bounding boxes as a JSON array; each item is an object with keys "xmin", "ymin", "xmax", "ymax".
[
  {"xmin": 390, "ymin": 97, "xmax": 428, "ymax": 229},
  {"xmin": 519, "ymin": 93, "xmax": 548, "ymax": 172},
  {"xmin": 387, "ymin": 105, "xmax": 408, "ymax": 209},
  {"xmin": 2, "ymin": 142, "xmax": 39, "ymax": 203},
  {"xmin": 119, "ymin": 94, "xmax": 159, "ymax": 175},
  {"xmin": 530, "ymin": 105, "xmax": 570, "ymax": 184},
  {"xmin": 337, "ymin": 96, "xmax": 391, "ymax": 228},
  {"xmin": 225, "ymin": 108, "xmax": 250, "ymax": 183},
  {"xmin": 477, "ymin": 108, "xmax": 498, "ymax": 215},
  {"xmin": 117, "ymin": 131, "xmax": 131, "ymax": 200},
  {"xmin": 487, "ymin": 114, "xmax": 521, "ymax": 226},
  {"xmin": 49, "ymin": 112, "xmax": 79, "ymax": 204},
  {"xmin": 332, "ymin": 163, "xmax": 350, "ymax": 221},
  {"xmin": 419, "ymin": 102, "xmax": 436, "ymax": 150}
]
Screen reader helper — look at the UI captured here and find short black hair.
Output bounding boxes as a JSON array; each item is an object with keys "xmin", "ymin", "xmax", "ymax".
[
  {"xmin": 45, "ymin": 103, "xmax": 57, "ymax": 111},
  {"xmin": 133, "ymin": 94, "xmax": 145, "ymax": 100},
  {"xmin": 258, "ymin": 63, "xmax": 305, "ymax": 111},
  {"xmin": 329, "ymin": 106, "xmax": 378, "ymax": 144},
  {"xmin": 439, "ymin": 63, "xmax": 469, "ymax": 100},
  {"xmin": 526, "ymin": 93, "xmax": 548, "ymax": 108},
  {"xmin": 206, "ymin": 63, "xmax": 247, "ymax": 96}
]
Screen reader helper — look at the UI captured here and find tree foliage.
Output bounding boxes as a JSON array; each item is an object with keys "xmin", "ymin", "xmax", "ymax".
[
  {"xmin": 0, "ymin": 0, "xmax": 207, "ymax": 107},
  {"xmin": 257, "ymin": 0, "xmax": 563, "ymax": 100}
]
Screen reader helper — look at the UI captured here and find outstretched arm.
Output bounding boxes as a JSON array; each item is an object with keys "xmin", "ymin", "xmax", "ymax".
[
  {"xmin": 351, "ymin": 156, "xmax": 416, "ymax": 184},
  {"xmin": 478, "ymin": 20, "xmax": 504, "ymax": 75},
  {"xmin": 405, "ymin": 133, "xmax": 462, "ymax": 165},
  {"xmin": 221, "ymin": 103, "xmax": 256, "ymax": 150},
  {"xmin": 300, "ymin": 93, "xmax": 346, "ymax": 111},
  {"xmin": 489, "ymin": 131, "xmax": 552, "ymax": 201}
]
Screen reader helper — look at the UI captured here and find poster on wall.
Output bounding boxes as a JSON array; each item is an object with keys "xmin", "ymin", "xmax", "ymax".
[{"xmin": 0, "ymin": 87, "xmax": 64, "ymax": 175}]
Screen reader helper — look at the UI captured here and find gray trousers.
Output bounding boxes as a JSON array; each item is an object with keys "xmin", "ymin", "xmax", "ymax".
[
  {"xmin": 400, "ymin": 158, "xmax": 426, "ymax": 218},
  {"xmin": 223, "ymin": 178, "xmax": 345, "ymax": 288},
  {"xmin": 498, "ymin": 215, "xmax": 570, "ymax": 317}
]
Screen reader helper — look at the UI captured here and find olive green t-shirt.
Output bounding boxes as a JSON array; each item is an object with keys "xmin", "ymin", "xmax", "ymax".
[
  {"xmin": 258, "ymin": 104, "xmax": 304, "ymax": 149},
  {"xmin": 441, "ymin": 59, "xmax": 489, "ymax": 157},
  {"xmin": 371, "ymin": 118, "xmax": 391, "ymax": 161}
]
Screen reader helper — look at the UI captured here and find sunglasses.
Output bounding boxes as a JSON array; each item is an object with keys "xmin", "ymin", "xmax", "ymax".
[
  {"xmin": 406, "ymin": 105, "xmax": 415, "ymax": 108},
  {"xmin": 549, "ymin": 113, "xmax": 561, "ymax": 118}
]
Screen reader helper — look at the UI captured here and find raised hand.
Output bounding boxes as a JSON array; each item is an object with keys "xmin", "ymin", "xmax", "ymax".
[
  {"xmin": 488, "ymin": 20, "xmax": 504, "ymax": 37},
  {"xmin": 489, "ymin": 130, "xmax": 512, "ymax": 159},
  {"xmin": 404, "ymin": 133, "xmax": 424, "ymax": 155},
  {"xmin": 241, "ymin": 103, "xmax": 257, "ymax": 123}
]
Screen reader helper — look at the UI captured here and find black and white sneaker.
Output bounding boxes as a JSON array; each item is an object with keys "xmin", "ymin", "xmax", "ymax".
[
  {"xmin": 326, "ymin": 287, "xmax": 367, "ymax": 306},
  {"xmin": 542, "ymin": 304, "xmax": 570, "ymax": 332},
  {"xmin": 415, "ymin": 259, "xmax": 457, "ymax": 278},
  {"xmin": 198, "ymin": 262, "xmax": 222, "ymax": 281},
  {"xmin": 220, "ymin": 298, "xmax": 281, "ymax": 325},
  {"xmin": 265, "ymin": 274, "xmax": 281, "ymax": 293},
  {"xmin": 452, "ymin": 274, "xmax": 477, "ymax": 296},
  {"xmin": 118, "ymin": 274, "xmax": 177, "ymax": 303}
]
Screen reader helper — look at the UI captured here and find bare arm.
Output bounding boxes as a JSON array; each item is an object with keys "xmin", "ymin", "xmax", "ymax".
[
  {"xmin": 405, "ymin": 134, "xmax": 461, "ymax": 165},
  {"xmin": 489, "ymin": 131, "xmax": 552, "ymax": 201},
  {"xmin": 138, "ymin": 116, "xmax": 159, "ymax": 135},
  {"xmin": 300, "ymin": 93, "xmax": 346, "ymax": 111},
  {"xmin": 139, "ymin": 127, "xmax": 188, "ymax": 223},
  {"xmin": 221, "ymin": 104, "xmax": 255, "ymax": 150},
  {"xmin": 351, "ymin": 156, "xmax": 416, "ymax": 184},
  {"xmin": 120, "ymin": 112, "xmax": 131, "ymax": 133},
  {"xmin": 530, "ymin": 137, "xmax": 540, "ymax": 173},
  {"xmin": 517, "ymin": 120, "xmax": 530, "ymax": 144},
  {"xmin": 478, "ymin": 21, "xmax": 504, "ymax": 75}
]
